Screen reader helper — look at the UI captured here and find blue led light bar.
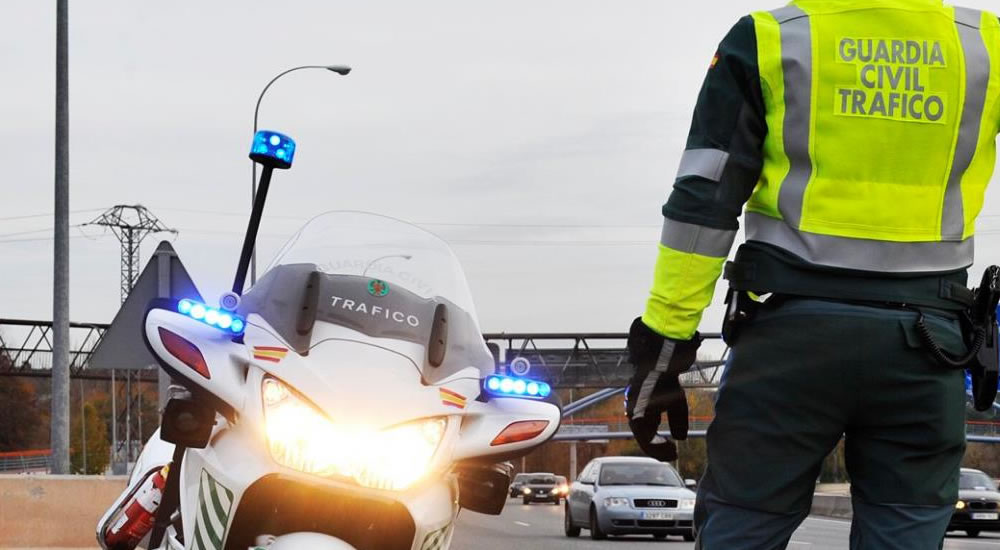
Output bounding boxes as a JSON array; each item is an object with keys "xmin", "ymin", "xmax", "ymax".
[
  {"xmin": 177, "ymin": 299, "xmax": 246, "ymax": 336},
  {"xmin": 249, "ymin": 130, "xmax": 296, "ymax": 169},
  {"xmin": 484, "ymin": 375, "xmax": 551, "ymax": 399}
]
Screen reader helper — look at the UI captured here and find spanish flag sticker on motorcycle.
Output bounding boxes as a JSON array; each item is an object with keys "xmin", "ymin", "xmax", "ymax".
[
  {"xmin": 253, "ymin": 346, "xmax": 288, "ymax": 363},
  {"xmin": 439, "ymin": 388, "xmax": 467, "ymax": 409}
]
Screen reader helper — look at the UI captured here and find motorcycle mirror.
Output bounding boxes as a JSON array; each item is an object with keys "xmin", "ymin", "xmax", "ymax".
[
  {"xmin": 428, "ymin": 303, "xmax": 448, "ymax": 367},
  {"xmin": 456, "ymin": 462, "xmax": 513, "ymax": 515}
]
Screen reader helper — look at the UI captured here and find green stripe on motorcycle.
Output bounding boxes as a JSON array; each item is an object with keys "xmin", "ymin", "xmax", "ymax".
[
  {"xmin": 208, "ymin": 480, "xmax": 229, "ymax": 526},
  {"xmin": 200, "ymin": 495, "xmax": 223, "ymax": 549},
  {"xmin": 192, "ymin": 521, "xmax": 209, "ymax": 550}
]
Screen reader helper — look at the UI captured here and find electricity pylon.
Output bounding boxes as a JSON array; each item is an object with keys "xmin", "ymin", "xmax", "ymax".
[
  {"xmin": 86, "ymin": 205, "xmax": 178, "ymax": 303},
  {"xmin": 85, "ymin": 205, "xmax": 176, "ymax": 468}
]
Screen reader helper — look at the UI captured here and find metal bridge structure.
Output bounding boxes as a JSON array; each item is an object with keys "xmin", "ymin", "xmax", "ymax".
[
  {"xmin": 3, "ymin": 321, "xmax": 997, "ymax": 454},
  {"xmin": 0, "ymin": 319, "xmax": 107, "ymax": 375},
  {"xmin": 482, "ymin": 332, "xmax": 729, "ymax": 390}
]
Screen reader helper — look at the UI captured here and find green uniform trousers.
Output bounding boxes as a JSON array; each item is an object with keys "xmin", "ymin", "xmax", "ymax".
[{"xmin": 695, "ymin": 298, "xmax": 968, "ymax": 550}]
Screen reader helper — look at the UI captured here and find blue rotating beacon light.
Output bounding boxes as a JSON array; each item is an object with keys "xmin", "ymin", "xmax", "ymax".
[
  {"xmin": 232, "ymin": 130, "xmax": 298, "ymax": 297},
  {"xmin": 249, "ymin": 130, "xmax": 296, "ymax": 170}
]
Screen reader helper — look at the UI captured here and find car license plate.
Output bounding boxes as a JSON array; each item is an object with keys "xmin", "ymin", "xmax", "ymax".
[
  {"xmin": 972, "ymin": 512, "xmax": 998, "ymax": 520},
  {"xmin": 642, "ymin": 511, "xmax": 674, "ymax": 520}
]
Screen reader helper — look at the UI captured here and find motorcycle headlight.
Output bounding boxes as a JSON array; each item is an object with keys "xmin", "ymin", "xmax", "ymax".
[
  {"xmin": 604, "ymin": 497, "xmax": 630, "ymax": 508},
  {"xmin": 679, "ymin": 499, "xmax": 695, "ymax": 509},
  {"xmin": 262, "ymin": 378, "xmax": 446, "ymax": 491}
]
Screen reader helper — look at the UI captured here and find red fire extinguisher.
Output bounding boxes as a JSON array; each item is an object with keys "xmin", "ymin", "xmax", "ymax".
[{"xmin": 104, "ymin": 464, "xmax": 170, "ymax": 550}]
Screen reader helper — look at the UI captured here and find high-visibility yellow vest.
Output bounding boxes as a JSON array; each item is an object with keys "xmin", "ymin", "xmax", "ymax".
[
  {"xmin": 747, "ymin": 0, "xmax": 1000, "ymax": 273},
  {"xmin": 643, "ymin": 1, "xmax": 1000, "ymax": 340}
]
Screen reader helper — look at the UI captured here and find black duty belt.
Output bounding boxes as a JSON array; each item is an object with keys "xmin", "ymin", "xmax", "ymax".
[
  {"xmin": 722, "ymin": 259, "xmax": 999, "ymax": 412},
  {"xmin": 723, "ymin": 260, "xmax": 973, "ymax": 312}
]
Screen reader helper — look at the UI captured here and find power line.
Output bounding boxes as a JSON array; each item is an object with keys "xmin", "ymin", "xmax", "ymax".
[
  {"xmin": 153, "ymin": 207, "xmax": 661, "ymax": 229},
  {"xmin": 0, "ymin": 224, "xmax": 84, "ymax": 239},
  {"xmin": 0, "ymin": 208, "xmax": 104, "ymax": 223},
  {"xmin": 0, "ymin": 232, "xmax": 107, "ymax": 245}
]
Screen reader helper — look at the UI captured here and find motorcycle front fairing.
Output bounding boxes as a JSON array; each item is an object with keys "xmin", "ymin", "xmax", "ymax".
[{"xmin": 114, "ymin": 212, "xmax": 560, "ymax": 550}]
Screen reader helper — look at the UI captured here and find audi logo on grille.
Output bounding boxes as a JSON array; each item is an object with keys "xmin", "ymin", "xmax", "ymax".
[{"xmin": 647, "ymin": 500, "xmax": 667, "ymax": 507}]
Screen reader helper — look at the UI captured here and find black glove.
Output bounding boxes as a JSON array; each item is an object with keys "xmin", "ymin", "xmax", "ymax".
[{"xmin": 625, "ymin": 317, "xmax": 701, "ymax": 462}]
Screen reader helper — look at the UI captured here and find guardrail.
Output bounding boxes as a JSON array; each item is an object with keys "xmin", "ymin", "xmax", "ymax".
[
  {"xmin": 0, "ymin": 449, "xmax": 52, "ymax": 473},
  {"xmin": 555, "ymin": 417, "xmax": 1000, "ymax": 443}
]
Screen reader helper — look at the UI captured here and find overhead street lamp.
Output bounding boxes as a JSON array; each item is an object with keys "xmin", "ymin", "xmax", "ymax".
[{"xmin": 250, "ymin": 64, "xmax": 351, "ymax": 285}]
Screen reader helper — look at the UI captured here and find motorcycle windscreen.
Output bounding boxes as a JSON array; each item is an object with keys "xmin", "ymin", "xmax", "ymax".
[{"xmin": 241, "ymin": 264, "xmax": 494, "ymax": 384}]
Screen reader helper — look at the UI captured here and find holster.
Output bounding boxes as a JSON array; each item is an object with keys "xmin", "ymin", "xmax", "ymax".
[
  {"xmin": 721, "ymin": 287, "xmax": 761, "ymax": 346},
  {"xmin": 968, "ymin": 266, "xmax": 1000, "ymax": 412},
  {"xmin": 915, "ymin": 265, "xmax": 1000, "ymax": 411},
  {"xmin": 970, "ymin": 321, "xmax": 999, "ymax": 412}
]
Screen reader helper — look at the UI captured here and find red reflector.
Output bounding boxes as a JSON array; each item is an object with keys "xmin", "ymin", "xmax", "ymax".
[
  {"xmin": 158, "ymin": 327, "xmax": 210, "ymax": 379},
  {"xmin": 490, "ymin": 420, "xmax": 549, "ymax": 446}
]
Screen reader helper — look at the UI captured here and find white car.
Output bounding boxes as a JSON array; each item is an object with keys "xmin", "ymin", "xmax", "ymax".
[{"xmin": 564, "ymin": 456, "xmax": 697, "ymax": 541}]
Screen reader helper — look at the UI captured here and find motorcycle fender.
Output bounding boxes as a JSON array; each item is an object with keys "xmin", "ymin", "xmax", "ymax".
[
  {"xmin": 268, "ymin": 532, "xmax": 358, "ymax": 550},
  {"xmin": 451, "ymin": 397, "xmax": 561, "ymax": 462},
  {"xmin": 144, "ymin": 307, "xmax": 248, "ymax": 416},
  {"xmin": 403, "ymin": 476, "xmax": 458, "ymax": 546}
]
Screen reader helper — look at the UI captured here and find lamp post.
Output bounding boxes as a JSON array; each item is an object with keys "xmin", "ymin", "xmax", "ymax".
[{"xmin": 250, "ymin": 64, "xmax": 351, "ymax": 285}]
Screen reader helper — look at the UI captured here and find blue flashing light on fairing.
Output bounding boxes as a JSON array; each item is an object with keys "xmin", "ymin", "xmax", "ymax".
[
  {"xmin": 483, "ymin": 375, "xmax": 551, "ymax": 399},
  {"xmin": 177, "ymin": 299, "xmax": 246, "ymax": 336}
]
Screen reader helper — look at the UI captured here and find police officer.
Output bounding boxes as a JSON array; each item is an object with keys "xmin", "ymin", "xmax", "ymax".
[{"xmin": 625, "ymin": 2, "xmax": 1000, "ymax": 548}]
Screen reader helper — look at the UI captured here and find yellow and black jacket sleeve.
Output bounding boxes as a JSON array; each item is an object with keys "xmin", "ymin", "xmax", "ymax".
[{"xmin": 643, "ymin": 16, "xmax": 768, "ymax": 339}]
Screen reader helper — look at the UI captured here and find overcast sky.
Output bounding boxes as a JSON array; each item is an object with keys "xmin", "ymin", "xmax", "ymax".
[{"xmin": 3, "ymin": 1, "xmax": 1000, "ymax": 342}]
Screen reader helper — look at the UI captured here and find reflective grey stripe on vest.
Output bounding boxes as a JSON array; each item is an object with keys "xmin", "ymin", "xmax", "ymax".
[
  {"xmin": 660, "ymin": 218, "xmax": 737, "ymax": 258},
  {"xmin": 942, "ymin": 8, "xmax": 990, "ymax": 240},
  {"xmin": 676, "ymin": 148, "xmax": 730, "ymax": 182},
  {"xmin": 745, "ymin": 212, "xmax": 975, "ymax": 273},
  {"xmin": 772, "ymin": 5, "xmax": 813, "ymax": 229}
]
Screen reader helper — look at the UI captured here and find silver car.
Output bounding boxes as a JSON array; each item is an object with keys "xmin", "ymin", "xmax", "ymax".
[{"xmin": 564, "ymin": 456, "xmax": 697, "ymax": 541}]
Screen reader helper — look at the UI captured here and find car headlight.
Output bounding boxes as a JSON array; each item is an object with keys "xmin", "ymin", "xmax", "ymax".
[
  {"xmin": 262, "ymin": 378, "xmax": 446, "ymax": 491},
  {"xmin": 679, "ymin": 499, "xmax": 695, "ymax": 509},
  {"xmin": 604, "ymin": 497, "xmax": 630, "ymax": 508},
  {"xmin": 523, "ymin": 487, "xmax": 532, "ymax": 495},
  {"xmin": 956, "ymin": 500, "xmax": 966, "ymax": 510}
]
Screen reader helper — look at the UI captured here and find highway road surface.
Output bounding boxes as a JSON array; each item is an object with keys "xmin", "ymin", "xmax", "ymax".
[{"xmin": 452, "ymin": 498, "xmax": 1000, "ymax": 550}]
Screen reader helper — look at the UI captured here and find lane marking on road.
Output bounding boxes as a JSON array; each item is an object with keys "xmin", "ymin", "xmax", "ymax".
[
  {"xmin": 514, "ymin": 521, "xmax": 531, "ymax": 527},
  {"xmin": 802, "ymin": 517, "xmax": 851, "ymax": 526},
  {"xmin": 944, "ymin": 539, "xmax": 1000, "ymax": 547}
]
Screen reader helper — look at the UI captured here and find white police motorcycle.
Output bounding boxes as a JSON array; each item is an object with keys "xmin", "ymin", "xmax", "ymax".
[{"xmin": 96, "ymin": 130, "xmax": 561, "ymax": 550}]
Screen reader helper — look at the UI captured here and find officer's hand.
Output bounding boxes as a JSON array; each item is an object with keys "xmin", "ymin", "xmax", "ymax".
[{"xmin": 625, "ymin": 317, "xmax": 701, "ymax": 462}]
